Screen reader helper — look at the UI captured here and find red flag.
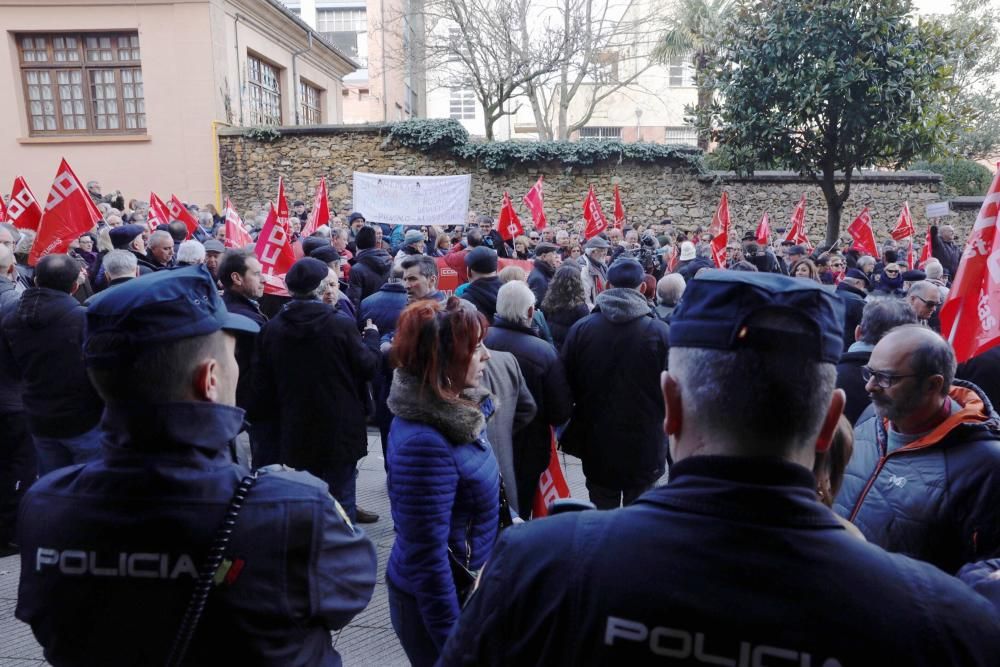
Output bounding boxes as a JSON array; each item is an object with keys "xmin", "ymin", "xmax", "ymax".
[
  {"xmin": 918, "ymin": 225, "xmax": 933, "ymax": 267},
  {"xmin": 301, "ymin": 177, "xmax": 330, "ymax": 237},
  {"xmin": 7, "ymin": 177, "xmax": 44, "ymax": 231},
  {"xmin": 755, "ymin": 212, "xmax": 771, "ymax": 246},
  {"xmin": 582, "ymin": 186, "xmax": 609, "ymax": 239},
  {"xmin": 29, "ymin": 159, "xmax": 102, "ymax": 265},
  {"xmin": 497, "ymin": 192, "xmax": 524, "ymax": 241},
  {"xmin": 710, "ymin": 230, "xmax": 728, "ymax": 268},
  {"xmin": 147, "ymin": 192, "xmax": 171, "ymax": 234},
  {"xmin": 939, "ymin": 165, "xmax": 1000, "ymax": 362},
  {"xmin": 847, "ymin": 207, "xmax": 879, "ymax": 257},
  {"xmin": 890, "ymin": 202, "xmax": 915, "ymax": 241},
  {"xmin": 224, "ymin": 198, "xmax": 254, "ymax": 249},
  {"xmin": 522, "ymin": 176, "xmax": 546, "ymax": 231},
  {"xmin": 276, "ymin": 176, "xmax": 290, "ymax": 221},
  {"xmin": 906, "ymin": 239, "xmax": 915, "ymax": 270},
  {"xmin": 783, "ymin": 194, "xmax": 812, "ymax": 251},
  {"xmin": 166, "ymin": 195, "xmax": 200, "ymax": 239},
  {"xmin": 0, "ymin": 195, "xmax": 6, "ymax": 223},
  {"xmin": 613, "ymin": 185, "xmax": 625, "ymax": 230},
  {"xmin": 254, "ymin": 202, "xmax": 296, "ymax": 296},
  {"xmin": 709, "ymin": 191, "xmax": 730, "ymax": 238},
  {"xmin": 532, "ymin": 431, "xmax": 571, "ymax": 518}
]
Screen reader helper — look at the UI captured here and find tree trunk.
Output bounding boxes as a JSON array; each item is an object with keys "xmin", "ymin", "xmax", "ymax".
[
  {"xmin": 820, "ymin": 169, "xmax": 843, "ymax": 251},
  {"xmin": 526, "ymin": 84, "xmax": 552, "ymax": 140},
  {"xmin": 696, "ymin": 85, "xmax": 713, "ymax": 151}
]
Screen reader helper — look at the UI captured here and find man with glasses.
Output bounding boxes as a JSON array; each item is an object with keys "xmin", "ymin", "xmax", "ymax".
[
  {"xmin": 905, "ymin": 280, "xmax": 943, "ymax": 326},
  {"xmin": 835, "ymin": 324, "xmax": 1000, "ymax": 574}
]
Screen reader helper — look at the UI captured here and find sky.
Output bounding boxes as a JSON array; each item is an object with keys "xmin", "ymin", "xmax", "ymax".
[{"xmin": 913, "ymin": 0, "xmax": 955, "ymax": 13}]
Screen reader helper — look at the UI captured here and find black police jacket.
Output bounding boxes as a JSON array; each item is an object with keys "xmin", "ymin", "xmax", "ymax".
[
  {"xmin": 16, "ymin": 402, "xmax": 377, "ymax": 666},
  {"xmin": 440, "ymin": 456, "xmax": 1000, "ymax": 666}
]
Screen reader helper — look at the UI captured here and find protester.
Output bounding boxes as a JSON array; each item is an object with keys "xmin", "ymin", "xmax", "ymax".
[
  {"xmin": 397, "ymin": 229, "xmax": 426, "ymax": 257},
  {"xmin": 15, "ymin": 266, "xmax": 377, "ymax": 665},
  {"xmin": 109, "ymin": 224, "xmax": 155, "ymax": 276},
  {"xmin": 527, "ymin": 242, "xmax": 559, "ymax": 306},
  {"xmin": 560, "ymin": 258, "xmax": 669, "ymax": 509},
  {"xmin": 0, "ymin": 244, "xmax": 21, "ymax": 308},
  {"xmin": 99, "ymin": 250, "xmax": 139, "ymax": 291},
  {"xmin": 580, "ymin": 236, "xmax": 610, "ymax": 310},
  {"xmin": 835, "ymin": 325, "xmax": 1000, "ymax": 573},
  {"xmin": 904, "ymin": 280, "xmax": 943, "ymax": 325},
  {"xmin": 540, "ymin": 265, "xmax": 589, "ymax": 352},
  {"xmin": 203, "ymin": 239, "xmax": 225, "ymax": 279},
  {"xmin": 871, "ymin": 262, "xmax": 905, "ymax": 296},
  {"xmin": 930, "ymin": 224, "xmax": 960, "ymax": 282},
  {"xmin": 255, "ymin": 258, "xmax": 381, "ymax": 522},
  {"xmin": 836, "ymin": 268, "xmax": 869, "ymax": 351},
  {"xmin": 385, "ymin": 297, "xmax": 502, "ymax": 666},
  {"xmin": 175, "ymin": 239, "xmax": 206, "ymax": 267},
  {"xmin": 791, "ymin": 258, "xmax": 820, "ymax": 281},
  {"xmin": 0, "ymin": 255, "xmax": 104, "ymax": 475},
  {"xmin": 347, "ymin": 226, "xmax": 393, "ymax": 309},
  {"xmin": 439, "ymin": 271, "xmax": 1000, "ymax": 666},
  {"xmin": 463, "ymin": 246, "xmax": 503, "ymax": 323},
  {"xmin": 400, "ymin": 254, "xmax": 445, "ymax": 304},
  {"xmin": 147, "ymin": 230, "xmax": 175, "ymax": 270},
  {"xmin": 654, "ymin": 273, "xmax": 684, "ymax": 323}
]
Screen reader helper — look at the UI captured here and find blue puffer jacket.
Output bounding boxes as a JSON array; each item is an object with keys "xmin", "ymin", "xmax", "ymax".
[
  {"xmin": 386, "ymin": 370, "xmax": 501, "ymax": 650},
  {"xmin": 834, "ymin": 380, "xmax": 1000, "ymax": 573}
]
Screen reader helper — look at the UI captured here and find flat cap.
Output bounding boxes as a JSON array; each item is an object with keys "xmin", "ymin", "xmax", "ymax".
[
  {"xmin": 465, "ymin": 246, "xmax": 498, "ymax": 274},
  {"xmin": 203, "ymin": 239, "xmax": 225, "ymax": 254},
  {"xmin": 109, "ymin": 224, "xmax": 145, "ymax": 250},
  {"xmin": 285, "ymin": 257, "xmax": 330, "ymax": 293},
  {"xmin": 534, "ymin": 242, "xmax": 559, "ymax": 256},
  {"xmin": 844, "ymin": 268, "xmax": 870, "ymax": 287},
  {"xmin": 404, "ymin": 229, "xmax": 425, "ymax": 245},
  {"xmin": 902, "ymin": 269, "xmax": 926, "ymax": 282},
  {"xmin": 310, "ymin": 245, "xmax": 341, "ymax": 265},
  {"xmin": 84, "ymin": 265, "xmax": 259, "ymax": 367},
  {"xmin": 584, "ymin": 236, "xmax": 610, "ymax": 250},
  {"xmin": 669, "ymin": 271, "xmax": 845, "ymax": 364}
]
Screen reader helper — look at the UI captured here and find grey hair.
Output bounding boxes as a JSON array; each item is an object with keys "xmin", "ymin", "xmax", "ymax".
[
  {"xmin": 858, "ymin": 297, "xmax": 918, "ymax": 345},
  {"xmin": 0, "ymin": 244, "xmax": 14, "ymax": 271},
  {"xmin": 668, "ymin": 312, "xmax": 837, "ymax": 454},
  {"xmin": 891, "ymin": 324, "xmax": 955, "ymax": 396},
  {"xmin": 0, "ymin": 223, "xmax": 21, "ymax": 244},
  {"xmin": 176, "ymin": 240, "xmax": 206, "ymax": 265},
  {"xmin": 149, "ymin": 230, "xmax": 173, "ymax": 248},
  {"xmin": 857, "ymin": 255, "xmax": 876, "ymax": 270},
  {"xmin": 332, "ymin": 227, "xmax": 349, "ymax": 241},
  {"xmin": 198, "ymin": 212, "xmax": 214, "ymax": 227},
  {"xmin": 313, "ymin": 225, "xmax": 332, "ymax": 238},
  {"xmin": 13, "ymin": 230, "xmax": 35, "ymax": 258},
  {"xmin": 906, "ymin": 280, "xmax": 937, "ymax": 299},
  {"xmin": 102, "ymin": 249, "xmax": 138, "ymax": 279},
  {"xmin": 496, "ymin": 280, "xmax": 535, "ymax": 327},
  {"xmin": 924, "ymin": 259, "xmax": 943, "ymax": 280},
  {"xmin": 656, "ymin": 274, "xmax": 685, "ymax": 306},
  {"xmin": 695, "ymin": 243, "xmax": 713, "ymax": 260}
]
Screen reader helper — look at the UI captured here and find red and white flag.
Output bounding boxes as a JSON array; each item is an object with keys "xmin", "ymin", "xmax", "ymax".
[
  {"xmin": 255, "ymin": 202, "xmax": 296, "ymax": 296},
  {"xmin": 0, "ymin": 195, "xmax": 6, "ymax": 224},
  {"xmin": 783, "ymin": 194, "xmax": 812, "ymax": 250},
  {"xmin": 29, "ymin": 159, "xmax": 102, "ymax": 265},
  {"xmin": 301, "ymin": 177, "xmax": 330, "ymax": 237},
  {"xmin": 613, "ymin": 184, "xmax": 625, "ymax": 230},
  {"xmin": 906, "ymin": 239, "xmax": 915, "ymax": 270},
  {"xmin": 532, "ymin": 431, "xmax": 572, "ymax": 518},
  {"xmin": 276, "ymin": 176, "xmax": 290, "ymax": 222},
  {"xmin": 918, "ymin": 225, "xmax": 933, "ymax": 268},
  {"xmin": 847, "ymin": 207, "xmax": 879, "ymax": 257},
  {"xmin": 166, "ymin": 195, "xmax": 200, "ymax": 239},
  {"xmin": 709, "ymin": 191, "xmax": 730, "ymax": 238},
  {"xmin": 522, "ymin": 176, "xmax": 546, "ymax": 231},
  {"xmin": 890, "ymin": 202, "xmax": 915, "ymax": 241},
  {"xmin": 7, "ymin": 177, "xmax": 43, "ymax": 231},
  {"xmin": 939, "ymin": 164, "xmax": 1000, "ymax": 362},
  {"xmin": 147, "ymin": 192, "xmax": 171, "ymax": 234},
  {"xmin": 224, "ymin": 198, "xmax": 253, "ymax": 249},
  {"xmin": 755, "ymin": 212, "xmax": 771, "ymax": 246},
  {"xmin": 497, "ymin": 192, "xmax": 524, "ymax": 241},
  {"xmin": 582, "ymin": 186, "xmax": 609, "ymax": 239},
  {"xmin": 709, "ymin": 230, "xmax": 728, "ymax": 269}
]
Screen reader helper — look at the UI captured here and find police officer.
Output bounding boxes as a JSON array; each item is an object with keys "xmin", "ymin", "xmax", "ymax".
[
  {"xmin": 16, "ymin": 266, "xmax": 377, "ymax": 666},
  {"xmin": 439, "ymin": 271, "xmax": 1000, "ymax": 666}
]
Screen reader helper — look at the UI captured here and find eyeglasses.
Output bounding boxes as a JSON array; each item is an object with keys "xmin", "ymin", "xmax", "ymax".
[
  {"xmin": 861, "ymin": 365, "xmax": 922, "ymax": 389},
  {"xmin": 884, "ymin": 270, "xmax": 899, "ymax": 276},
  {"xmin": 911, "ymin": 294, "xmax": 941, "ymax": 310}
]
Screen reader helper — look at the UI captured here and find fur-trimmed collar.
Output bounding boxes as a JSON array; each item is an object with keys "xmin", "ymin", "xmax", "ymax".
[{"xmin": 388, "ymin": 369, "xmax": 492, "ymax": 444}]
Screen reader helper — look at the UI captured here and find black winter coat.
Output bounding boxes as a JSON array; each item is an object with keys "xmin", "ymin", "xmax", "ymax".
[
  {"xmin": 463, "ymin": 276, "xmax": 502, "ymax": 323},
  {"xmin": 0, "ymin": 288, "xmax": 103, "ymax": 437},
  {"xmin": 835, "ymin": 345, "xmax": 872, "ymax": 426},
  {"xmin": 222, "ymin": 291, "xmax": 267, "ymax": 412},
  {"xmin": 347, "ymin": 248, "xmax": 393, "ymax": 309},
  {"xmin": 255, "ymin": 298, "xmax": 380, "ymax": 472},
  {"xmin": 835, "ymin": 282, "xmax": 866, "ymax": 352},
  {"xmin": 527, "ymin": 261, "xmax": 556, "ymax": 306},
  {"xmin": 544, "ymin": 304, "xmax": 589, "ymax": 352},
  {"xmin": 560, "ymin": 288, "xmax": 669, "ymax": 488},
  {"xmin": 359, "ymin": 282, "xmax": 408, "ymax": 334}
]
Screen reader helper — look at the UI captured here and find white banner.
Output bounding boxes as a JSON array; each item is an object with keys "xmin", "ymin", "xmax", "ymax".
[{"xmin": 352, "ymin": 172, "xmax": 471, "ymax": 226}]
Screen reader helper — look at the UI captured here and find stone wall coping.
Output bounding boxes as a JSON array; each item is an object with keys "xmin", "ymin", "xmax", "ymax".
[
  {"xmin": 950, "ymin": 196, "xmax": 986, "ymax": 210},
  {"xmin": 701, "ymin": 170, "xmax": 943, "ymax": 184},
  {"xmin": 218, "ymin": 124, "xmax": 391, "ymax": 137}
]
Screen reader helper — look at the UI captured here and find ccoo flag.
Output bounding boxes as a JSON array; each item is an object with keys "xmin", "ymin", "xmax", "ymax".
[
  {"xmin": 223, "ymin": 198, "xmax": 254, "ymax": 249},
  {"xmin": 29, "ymin": 159, "xmax": 102, "ymax": 265},
  {"xmin": 522, "ymin": 176, "xmax": 546, "ymax": 231},
  {"xmin": 582, "ymin": 186, "xmax": 609, "ymax": 239},
  {"xmin": 498, "ymin": 191, "xmax": 524, "ymax": 241},
  {"xmin": 301, "ymin": 177, "xmax": 330, "ymax": 237},
  {"xmin": 847, "ymin": 207, "xmax": 879, "ymax": 258},
  {"xmin": 255, "ymin": 202, "xmax": 296, "ymax": 296},
  {"xmin": 7, "ymin": 177, "xmax": 44, "ymax": 231}
]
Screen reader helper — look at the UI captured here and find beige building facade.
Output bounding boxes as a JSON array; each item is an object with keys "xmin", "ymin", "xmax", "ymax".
[{"xmin": 0, "ymin": 0, "xmax": 357, "ymax": 208}]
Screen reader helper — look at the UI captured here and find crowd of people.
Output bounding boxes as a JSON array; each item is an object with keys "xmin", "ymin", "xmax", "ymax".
[{"xmin": 1, "ymin": 180, "xmax": 999, "ymax": 666}]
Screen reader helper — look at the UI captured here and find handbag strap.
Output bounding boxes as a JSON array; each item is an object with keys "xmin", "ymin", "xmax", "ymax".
[{"xmin": 164, "ymin": 470, "xmax": 261, "ymax": 667}]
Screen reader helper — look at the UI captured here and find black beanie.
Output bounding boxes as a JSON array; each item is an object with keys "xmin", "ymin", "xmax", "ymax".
[{"xmin": 356, "ymin": 226, "xmax": 376, "ymax": 250}]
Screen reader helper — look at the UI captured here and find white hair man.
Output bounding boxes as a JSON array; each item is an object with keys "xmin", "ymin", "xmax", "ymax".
[
  {"xmin": 101, "ymin": 250, "xmax": 138, "ymax": 289},
  {"xmin": 176, "ymin": 240, "xmax": 206, "ymax": 267},
  {"xmin": 654, "ymin": 273, "xmax": 685, "ymax": 322}
]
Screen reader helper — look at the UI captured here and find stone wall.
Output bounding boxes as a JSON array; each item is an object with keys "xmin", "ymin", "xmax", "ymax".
[{"xmin": 218, "ymin": 125, "xmax": 967, "ymax": 244}]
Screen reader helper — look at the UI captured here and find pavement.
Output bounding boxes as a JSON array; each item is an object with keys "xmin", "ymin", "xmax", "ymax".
[{"xmin": 0, "ymin": 429, "xmax": 594, "ymax": 666}]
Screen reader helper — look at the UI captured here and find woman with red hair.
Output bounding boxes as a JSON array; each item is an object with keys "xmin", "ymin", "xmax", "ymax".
[{"xmin": 385, "ymin": 297, "xmax": 501, "ymax": 665}]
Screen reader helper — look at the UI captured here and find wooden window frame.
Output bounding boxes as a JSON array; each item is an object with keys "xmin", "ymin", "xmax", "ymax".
[
  {"xmin": 247, "ymin": 52, "xmax": 282, "ymax": 126},
  {"xmin": 299, "ymin": 79, "xmax": 322, "ymax": 125},
  {"xmin": 16, "ymin": 31, "xmax": 145, "ymax": 137}
]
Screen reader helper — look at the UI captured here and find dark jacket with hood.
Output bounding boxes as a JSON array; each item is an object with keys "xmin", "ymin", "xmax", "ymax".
[
  {"xmin": 544, "ymin": 303, "xmax": 590, "ymax": 352},
  {"xmin": 463, "ymin": 276, "xmax": 503, "ymax": 323},
  {"xmin": 835, "ymin": 342, "xmax": 874, "ymax": 426},
  {"xmin": 347, "ymin": 247, "xmax": 392, "ymax": 309},
  {"xmin": 222, "ymin": 291, "xmax": 267, "ymax": 412},
  {"xmin": 930, "ymin": 225, "xmax": 961, "ymax": 281},
  {"xmin": 834, "ymin": 381, "xmax": 1000, "ymax": 573},
  {"xmin": 835, "ymin": 281, "xmax": 867, "ymax": 352},
  {"xmin": 359, "ymin": 282, "xmax": 408, "ymax": 334},
  {"xmin": 0, "ymin": 287, "xmax": 103, "ymax": 437},
  {"xmin": 527, "ymin": 260, "xmax": 556, "ymax": 306},
  {"xmin": 560, "ymin": 288, "xmax": 670, "ymax": 489},
  {"xmin": 255, "ymin": 298, "xmax": 379, "ymax": 473}
]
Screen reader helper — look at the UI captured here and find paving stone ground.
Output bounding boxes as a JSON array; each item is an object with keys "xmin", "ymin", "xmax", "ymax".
[{"xmin": 0, "ymin": 429, "xmax": 592, "ymax": 666}]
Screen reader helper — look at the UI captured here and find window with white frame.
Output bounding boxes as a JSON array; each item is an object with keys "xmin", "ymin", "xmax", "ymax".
[
  {"xmin": 579, "ymin": 126, "xmax": 622, "ymax": 140},
  {"xmin": 247, "ymin": 53, "xmax": 281, "ymax": 126},
  {"xmin": 665, "ymin": 126, "xmax": 698, "ymax": 146},
  {"xmin": 668, "ymin": 55, "xmax": 695, "ymax": 87},
  {"xmin": 317, "ymin": 8, "xmax": 368, "ymax": 67},
  {"xmin": 300, "ymin": 80, "xmax": 321, "ymax": 124},
  {"xmin": 449, "ymin": 88, "xmax": 475, "ymax": 120}
]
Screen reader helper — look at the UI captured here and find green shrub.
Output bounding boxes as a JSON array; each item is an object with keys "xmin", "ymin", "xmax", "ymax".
[{"xmin": 909, "ymin": 158, "xmax": 994, "ymax": 197}]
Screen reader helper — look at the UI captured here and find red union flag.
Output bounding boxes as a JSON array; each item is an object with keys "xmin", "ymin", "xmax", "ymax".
[
  {"xmin": 167, "ymin": 195, "xmax": 200, "ymax": 239},
  {"xmin": 613, "ymin": 184, "xmax": 625, "ymax": 229},
  {"xmin": 783, "ymin": 194, "xmax": 812, "ymax": 250},
  {"xmin": 29, "ymin": 159, "xmax": 101, "ymax": 265},
  {"xmin": 522, "ymin": 176, "xmax": 546, "ymax": 231},
  {"xmin": 709, "ymin": 191, "xmax": 730, "ymax": 238},
  {"xmin": 8, "ymin": 177, "xmax": 43, "ymax": 231},
  {"xmin": 532, "ymin": 431, "xmax": 571, "ymax": 518},
  {"xmin": 276, "ymin": 176, "xmax": 290, "ymax": 220},
  {"xmin": 147, "ymin": 192, "xmax": 171, "ymax": 234},
  {"xmin": 755, "ymin": 212, "xmax": 771, "ymax": 246},
  {"xmin": 224, "ymin": 198, "xmax": 253, "ymax": 249},
  {"xmin": 301, "ymin": 177, "xmax": 330, "ymax": 237},
  {"xmin": 918, "ymin": 225, "xmax": 933, "ymax": 267},
  {"xmin": 0, "ymin": 194, "xmax": 6, "ymax": 223},
  {"xmin": 710, "ymin": 229, "xmax": 728, "ymax": 268},
  {"xmin": 582, "ymin": 186, "xmax": 609, "ymax": 239},
  {"xmin": 255, "ymin": 202, "xmax": 296, "ymax": 296},
  {"xmin": 891, "ymin": 202, "xmax": 915, "ymax": 241},
  {"xmin": 847, "ymin": 207, "xmax": 879, "ymax": 257},
  {"xmin": 497, "ymin": 191, "xmax": 524, "ymax": 241},
  {"xmin": 939, "ymin": 164, "xmax": 1000, "ymax": 362}
]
